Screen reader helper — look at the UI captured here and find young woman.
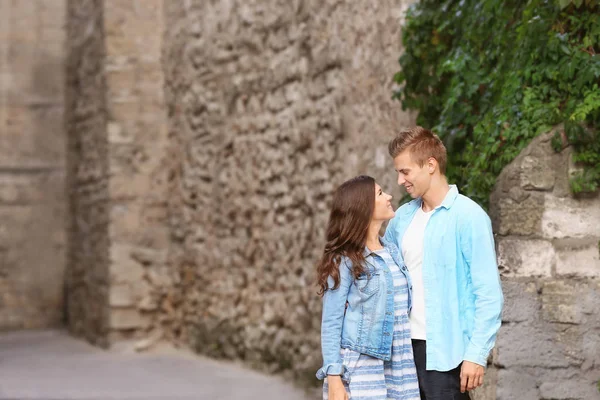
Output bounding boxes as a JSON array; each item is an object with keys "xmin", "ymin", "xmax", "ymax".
[{"xmin": 316, "ymin": 175, "xmax": 420, "ymax": 400}]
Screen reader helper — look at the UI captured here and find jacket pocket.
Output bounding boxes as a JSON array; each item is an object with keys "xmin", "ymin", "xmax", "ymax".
[{"xmin": 355, "ymin": 272, "xmax": 380, "ymax": 296}]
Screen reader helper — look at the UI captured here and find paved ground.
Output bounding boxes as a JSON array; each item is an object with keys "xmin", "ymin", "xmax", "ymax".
[{"xmin": 0, "ymin": 330, "xmax": 316, "ymax": 400}]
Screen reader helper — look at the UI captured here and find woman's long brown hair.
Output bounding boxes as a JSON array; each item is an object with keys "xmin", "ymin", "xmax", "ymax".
[{"xmin": 316, "ymin": 175, "xmax": 375, "ymax": 296}]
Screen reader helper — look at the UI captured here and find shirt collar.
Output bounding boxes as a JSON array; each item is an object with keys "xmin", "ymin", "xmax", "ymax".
[
  {"xmin": 400, "ymin": 184, "xmax": 459, "ymax": 215},
  {"xmin": 439, "ymin": 184, "xmax": 459, "ymax": 209}
]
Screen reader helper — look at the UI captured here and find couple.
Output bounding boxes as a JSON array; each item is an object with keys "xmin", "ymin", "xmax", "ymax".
[{"xmin": 315, "ymin": 127, "xmax": 504, "ymax": 400}]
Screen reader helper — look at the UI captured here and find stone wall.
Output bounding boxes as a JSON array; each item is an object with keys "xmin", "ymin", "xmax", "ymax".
[
  {"xmin": 0, "ymin": 0, "xmax": 67, "ymax": 330},
  {"xmin": 65, "ymin": 0, "xmax": 169, "ymax": 348},
  {"xmin": 65, "ymin": 0, "xmax": 110, "ymax": 345},
  {"xmin": 162, "ymin": 0, "xmax": 416, "ymax": 382},
  {"xmin": 490, "ymin": 129, "xmax": 600, "ymax": 400},
  {"xmin": 103, "ymin": 0, "xmax": 169, "ymax": 347},
  {"xmin": 9, "ymin": 2, "xmax": 600, "ymax": 398}
]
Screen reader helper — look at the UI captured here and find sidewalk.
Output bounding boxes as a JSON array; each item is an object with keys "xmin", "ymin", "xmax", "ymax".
[{"xmin": 0, "ymin": 330, "xmax": 315, "ymax": 400}]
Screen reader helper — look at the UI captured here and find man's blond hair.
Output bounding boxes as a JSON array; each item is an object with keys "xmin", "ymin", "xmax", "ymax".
[{"xmin": 388, "ymin": 126, "xmax": 447, "ymax": 175}]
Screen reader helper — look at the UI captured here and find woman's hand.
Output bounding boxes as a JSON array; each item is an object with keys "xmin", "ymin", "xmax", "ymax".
[{"xmin": 327, "ymin": 375, "xmax": 348, "ymax": 400}]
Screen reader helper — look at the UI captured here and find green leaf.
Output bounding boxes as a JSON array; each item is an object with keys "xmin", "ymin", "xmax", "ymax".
[
  {"xmin": 394, "ymin": 0, "xmax": 600, "ymax": 208},
  {"xmin": 559, "ymin": 0, "xmax": 571, "ymax": 9}
]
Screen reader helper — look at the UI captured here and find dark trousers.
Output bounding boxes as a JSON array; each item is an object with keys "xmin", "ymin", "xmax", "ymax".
[{"xmin": 412, "ymin": 340, "xmax": 470, "ymax": 400}]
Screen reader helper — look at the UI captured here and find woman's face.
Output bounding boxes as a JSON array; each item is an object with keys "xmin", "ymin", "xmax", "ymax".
[{"xmin": 372, "ymin": 183, "xmax": 395, "ymax": 221}]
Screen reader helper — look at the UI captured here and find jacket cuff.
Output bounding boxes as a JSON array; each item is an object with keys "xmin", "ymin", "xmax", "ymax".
[
  {"xmin": 463, "ymin": 345, "xmax": 489, "ymax": 368},
  {"xmin": 316, "ymin": 363, "xmax": 345, "ymax": 380}
]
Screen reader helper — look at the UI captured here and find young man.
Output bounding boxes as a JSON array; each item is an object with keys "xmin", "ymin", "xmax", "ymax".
[{"xmin": 384, "ymin": 126, "xmax": 503, "ymax": 399}]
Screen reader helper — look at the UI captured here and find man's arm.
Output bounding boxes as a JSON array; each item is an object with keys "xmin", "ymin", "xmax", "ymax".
[{"xmin": 459, "ymin": 207, "xmax": 504, "ymax": 391}]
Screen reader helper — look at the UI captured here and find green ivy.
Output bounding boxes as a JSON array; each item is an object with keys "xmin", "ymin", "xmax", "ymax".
[{"xmin": 394, "ymin": 0, "xmax": 600, "ymax": 208}]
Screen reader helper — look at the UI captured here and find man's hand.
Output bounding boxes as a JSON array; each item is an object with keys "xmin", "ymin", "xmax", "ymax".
[{"xmin": 460, "ymin": 361, "xmax": 485, "ymax": 393}]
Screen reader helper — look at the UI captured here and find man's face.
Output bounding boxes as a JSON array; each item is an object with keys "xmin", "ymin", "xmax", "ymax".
[{"xmin": 393, "ymin": 150, "xmax": 431, "ymax": 198}]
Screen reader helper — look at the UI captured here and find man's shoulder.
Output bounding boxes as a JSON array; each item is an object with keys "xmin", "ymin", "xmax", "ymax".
[
  {"xmin": 453, "ymin": 194, "xmax": 488, "ymax": 218},
  {"xmin": 452, "ymin": 194, "xmax": 493, "ymax": 233}
]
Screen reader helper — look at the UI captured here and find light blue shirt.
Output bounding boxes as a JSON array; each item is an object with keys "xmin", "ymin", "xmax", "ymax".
[{"xmin": 384, "ymin": 185, "xmax": 503, "ymax": 370}]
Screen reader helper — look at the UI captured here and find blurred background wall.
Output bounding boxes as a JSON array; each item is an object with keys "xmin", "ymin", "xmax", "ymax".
[
  {"xmin": 65, "ymin": 0, "xmax": 169, "ymax": 348},
  {"xmin": 161, "ymin": 0, "xmax": 417, "ymax": 383},
  {"xmin": 0, "ymin": 0, "xmax": 67, "ymax": 330},
  {"xmin": 1, "ymin": 1, "xmax": 599, "ymax": 399}
]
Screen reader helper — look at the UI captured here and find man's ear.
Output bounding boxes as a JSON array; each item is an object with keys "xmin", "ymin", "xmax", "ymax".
[{"xmin": 427, "ymin": 157, "xmax": 437, "ymax": 174}]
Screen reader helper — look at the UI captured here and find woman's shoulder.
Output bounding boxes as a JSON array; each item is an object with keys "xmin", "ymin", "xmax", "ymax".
[{"xmin": 338, "ymin": 255, "xmax": 353, "ymax": 270}]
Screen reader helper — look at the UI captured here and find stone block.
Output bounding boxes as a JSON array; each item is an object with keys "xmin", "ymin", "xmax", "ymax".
[
  {"xmin": 109, "ymin": 202, "xmax": 142, "ymax": 240},
  {"xmin": 0, "ymin": 198, "xmax": 66, "ymax": 330},
  {"xmin": 0, "ymin": 171, "xmax": 65, "ymax": 206},
  {"xmin": 109, "ymin": 284, "xmax": 135, "ymax": 307},
  {"xmin": 130, "ymin": 247, "xmax": 167, "ymax": 267},
  {"xmin": 106, "ymin": 66, "xmax": 164, "ymax": 103},
  {"xmin": 552, "ymin": 147, "xmax": 572, "ymax": 198},
  {"xmin": 4, "ymin": 1, "xmax": 65, "ymax": 104},
  {"xmin": 138, "ymin": 295, "xmax": 159, "ymax": 312},
  {"xmin": 0, "ymin": 105, "xmax": 65, "ymax": 167},
  {"xmin": 580, "ymin": 281, "xmax": 600, "ymax": 319},
  {"xmin": 541, "ymin": 280, "xmax": 580, "ymax": 324},
  {"xmin": 555, "ymin": 238, "xmax": 600, "ymax": 278},
  {"xmin": 104, "ymin": 0, "xmax": 163, "ymax": 59},
  {"xmin": 496, "ymin": 323, "xmax": 570, "ymax": 368},
  {"xmin": 496, "ymin": 368, "xmax": 540, "ymax": 400},
  {"xmin": 104, "ymin": 102, "xmax": 167, "ymax": 153},
  {"xmin": 501, "ymin": 281, "xmax": 540, "ymax": 323},
  {"xmin": 492, "ymin": 192, "xmax": 545, "ymax": 236},
  {"xmin": 109, "ymin": 173, "xmax": 151, "ymax": 201},
  {"xmin": 497, "ymin": 238, "xmax": 554, "ymax": 277},
  {"xmin": 582, "ymin": 329, "xmax": 600, "ymax": 372},
  {"xmin": 109, "ymin": 309, "xmax": 149, "ymax": 330},
  {"xmin": 541, "ymin": 194, "xmax": 600, "ymax": 239},
  {"xmin": 520, "ymin": 154, "xmax": 555, "ymax": 190},
  {"xmin": 109, "ymin": 244, "xmax": 145, "ymax": 284},
  {"xmin": 0, "ymin": 174, "xmax": 43, "ymax": 205},
  {"xmin": 107, "ymin": 122, "xmax": 133, "ymax": 144},
  {"xmin": 539, "ymin": 379, "xmax": 600, "ymax": 400}
]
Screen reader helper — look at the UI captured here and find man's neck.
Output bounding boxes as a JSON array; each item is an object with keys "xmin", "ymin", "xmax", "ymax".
[{"xmin": 421, "ymin": 177, "xmax": 450, "ymax": 212}]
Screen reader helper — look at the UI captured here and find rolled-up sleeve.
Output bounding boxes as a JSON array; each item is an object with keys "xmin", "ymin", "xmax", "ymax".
[{"xmin": 316, "ymin": 258, "xmax": 353, "ymax": 380}]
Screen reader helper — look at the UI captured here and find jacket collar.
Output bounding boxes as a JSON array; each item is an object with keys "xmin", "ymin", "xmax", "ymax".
[{"xmin": 363, "ymin": 236, "xmax": 395, "ymax": 257}]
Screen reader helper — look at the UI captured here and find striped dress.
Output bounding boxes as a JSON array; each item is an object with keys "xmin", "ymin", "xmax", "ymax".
[{"xmin": 323, "ymin": 248, "xmax": 421, "ymax": 400}]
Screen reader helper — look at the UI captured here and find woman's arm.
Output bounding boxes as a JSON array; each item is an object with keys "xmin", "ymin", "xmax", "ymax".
[{"xmin": 316, "ymin": 258, "xmax": 353, "ymax": 380}]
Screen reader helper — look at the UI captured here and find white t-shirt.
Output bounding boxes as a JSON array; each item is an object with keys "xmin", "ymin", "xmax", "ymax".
[{"xmin": 402, "ymin": 206, "xmax": 435, "ymax": 340}]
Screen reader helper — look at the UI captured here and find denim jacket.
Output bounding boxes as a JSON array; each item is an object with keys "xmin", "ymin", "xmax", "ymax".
[{"xmin": 316, "ymin": 237, "xmax": 412, "ymax": 380}]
